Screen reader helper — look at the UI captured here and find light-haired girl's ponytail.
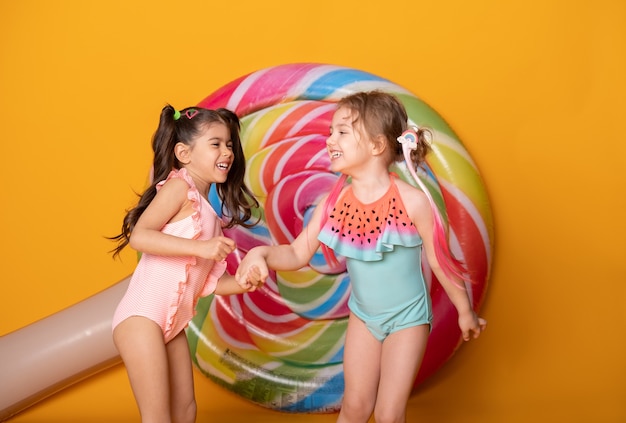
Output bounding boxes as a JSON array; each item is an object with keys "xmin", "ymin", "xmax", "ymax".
[{"xmin": 397, "ymin": 128, "xmax": 469, "ymax": 288}]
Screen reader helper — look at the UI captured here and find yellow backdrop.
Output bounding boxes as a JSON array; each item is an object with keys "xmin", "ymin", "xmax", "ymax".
[{"xmin": 1, "ymin": 0, "xmax": 625, "ymax": 422}]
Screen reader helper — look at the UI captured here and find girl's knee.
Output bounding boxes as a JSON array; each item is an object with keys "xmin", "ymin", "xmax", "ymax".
[
  {"xmin": 339, "ymin": 396, "xmax": 374, "ymax": 422},
  {"xmin": 373, "ymin": 403, "xmax": 405, "ymax": 423}
]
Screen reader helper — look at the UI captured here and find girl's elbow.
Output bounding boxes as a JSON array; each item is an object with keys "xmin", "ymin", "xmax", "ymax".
[
  {"xmin": 294, "ymin": 255, "xmax": 314, "ymax": 271},
  {"xmin": 128, "ymin": 232, "xmax": 145, "ymax": 251},
  {"xmin": 128, "ymin": 233, "xmax": 138, "ymax": 250}
]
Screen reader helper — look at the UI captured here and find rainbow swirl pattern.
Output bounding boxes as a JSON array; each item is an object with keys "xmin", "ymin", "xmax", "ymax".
[{"xmin": 186, "ymin": 63, "xmax": 493, "ymax": 413}]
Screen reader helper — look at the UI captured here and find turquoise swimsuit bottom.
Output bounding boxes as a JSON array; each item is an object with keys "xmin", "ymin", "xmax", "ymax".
[
  {"xmin": 318, "ymin": 178, "xmax": 432, "ymax": 342},
  {"xmin": 346, "ymin": 246, "xmax": 432, "ymax": 341}
]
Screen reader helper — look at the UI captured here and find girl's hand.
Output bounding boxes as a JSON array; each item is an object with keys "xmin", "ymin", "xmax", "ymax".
[
  {"xmin": 235, "ymin": 247, "xmax": 269, "ymax": 288},
  {"xmin": 237, "ymin": 265, "xmax": 265, "ymax": 292},
  {"xmin": 458, "ymin": 311, "xmax": 487, "ymax": 341},
  {"xmin": 198, "ymin": 236, "xmax": 236, "ymax": 261}
]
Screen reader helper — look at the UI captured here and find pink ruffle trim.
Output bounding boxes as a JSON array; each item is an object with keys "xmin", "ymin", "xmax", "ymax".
[{"xmin": 158, "ymin": 168, "xmax": 204, "ymax": 336}]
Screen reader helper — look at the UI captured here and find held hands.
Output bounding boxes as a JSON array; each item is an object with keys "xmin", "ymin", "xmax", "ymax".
[
  {"xmin": 236, "ymin": 265, "xmax": 266, "ymax": 292},
  {"xmin": 197, "ymin": 237, "xmax": 266, "ymax": 294},
  {"xmin": 235, "ymin": 247, "xmax": 269, "ymax": 291},
  {"xmin": 458, "ymin": 310, "xmax": 487, "ymax": 342}
]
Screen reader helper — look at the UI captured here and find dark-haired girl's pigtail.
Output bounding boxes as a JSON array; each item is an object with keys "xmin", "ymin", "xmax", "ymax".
[{"xmin": 108, "ymin": 104, "xmax": 180, "ymax": 257}]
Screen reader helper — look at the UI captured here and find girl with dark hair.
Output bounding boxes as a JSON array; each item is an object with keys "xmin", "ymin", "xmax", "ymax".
[{"xmin": 110, "ymin": 105, "xmax": 260, "ymax": 423}]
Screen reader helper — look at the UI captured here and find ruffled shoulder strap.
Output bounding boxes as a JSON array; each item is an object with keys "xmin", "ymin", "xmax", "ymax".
[{"xmin": 156, "ymin": 167, "xmax": 194, "ymax": 190}]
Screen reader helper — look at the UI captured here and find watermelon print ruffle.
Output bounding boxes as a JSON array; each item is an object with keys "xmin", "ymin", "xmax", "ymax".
[{"xmin": 318, "ymin": 178, "xmax": 422, "ymax": 262}]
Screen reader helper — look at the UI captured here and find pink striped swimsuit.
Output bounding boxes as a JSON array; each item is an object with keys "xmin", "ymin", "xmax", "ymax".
[{"xmin": 111, "ymin": 168, "xmax": 227, "ymax": 343}]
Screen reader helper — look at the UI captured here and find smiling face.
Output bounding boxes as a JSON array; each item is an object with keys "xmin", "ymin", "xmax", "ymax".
[
  {"xmin": 176, "ymin": 122, "xmax": 233, "ymax": 192},
  {"xmin": 326, "ymin": 106, "xmax": 373, "ymax": 175}
]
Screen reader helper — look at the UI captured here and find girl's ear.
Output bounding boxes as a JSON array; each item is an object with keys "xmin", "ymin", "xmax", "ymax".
[
  {"xmin": 371, "ymin": 135, "xmax": 387, "ymax": 156},
  {"xmin": 175, "ymin": 142, "xmax": 190, "ymax": 164}
]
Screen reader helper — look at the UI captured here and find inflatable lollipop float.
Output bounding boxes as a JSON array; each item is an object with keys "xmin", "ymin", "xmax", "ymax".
[{"xmin": 0, "ymin": 63, "xmax": 493, "ymax": 420}]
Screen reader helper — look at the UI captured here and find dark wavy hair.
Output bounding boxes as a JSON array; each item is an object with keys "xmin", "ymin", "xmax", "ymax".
[{"xmin": 109, "ymin": 104, "xmax": 259, "ymax": 258}]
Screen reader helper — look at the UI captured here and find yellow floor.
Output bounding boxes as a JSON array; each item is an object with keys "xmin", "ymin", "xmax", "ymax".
[{"xmin": 6, "ymin": 355, "xmax": 623, "ymax": 423}]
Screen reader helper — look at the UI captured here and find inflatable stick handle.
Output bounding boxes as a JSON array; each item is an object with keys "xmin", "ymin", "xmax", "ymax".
[{"xmin": 0, "ymin": 276, "xmax": 130, "ymax": 421}]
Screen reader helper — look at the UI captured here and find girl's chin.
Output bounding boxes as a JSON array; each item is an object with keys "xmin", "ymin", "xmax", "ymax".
[
  {"xmin": 329, "ymin": 162, "xmax": 342, "ymax": 173},
  {"xmin": 214, "ymin": 174, "xmax": 229, "ymax": 183}
]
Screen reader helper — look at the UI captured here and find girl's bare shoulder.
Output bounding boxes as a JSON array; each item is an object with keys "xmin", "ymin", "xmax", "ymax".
[
  {"xmin": 395, "ymin": 178, "xmax": 428, "ymax": 205},
  {"xmin": 157, "ymin": 176, "xmax": 190, "ymax": 197},
  {"xmin": 394, "ymin": 178, "xmax": 432, "ymax": 227}
]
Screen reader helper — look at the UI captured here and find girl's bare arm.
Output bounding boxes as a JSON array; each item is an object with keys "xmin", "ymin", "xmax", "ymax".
[{"xmin": 129, "ymin": 178, "xmax": 235, "ymax": 260}]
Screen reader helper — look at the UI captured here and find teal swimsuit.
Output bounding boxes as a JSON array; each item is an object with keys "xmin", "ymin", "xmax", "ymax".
[{"xmin": 318, "ymin": 178, "xmax": 432, "ymax": 341}]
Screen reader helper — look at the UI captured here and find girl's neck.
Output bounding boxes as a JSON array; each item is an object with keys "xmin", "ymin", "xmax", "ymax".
[
  {"xmin": 184, "ymin": 168, "xmax": 211, "ymax": 198},
  {"xmin": 349, "ymin": 167, "xmax": 391, "ymax": 203}
]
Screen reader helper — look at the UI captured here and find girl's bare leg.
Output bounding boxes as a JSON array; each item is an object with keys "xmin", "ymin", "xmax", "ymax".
[
  {"xmin": 373, "ymin": 325, "xmax": 429, "ymax": 423},
  {"xmin": 337, "ymin": 313, "xmax": 381, "ymax": 423},
  {"xmin": 166, "ymin": 330, "xmax": 197, "ymax": 423},
  {"xmin": 113, "ymin": 316, "xmax": 171, "ymax": 423}
]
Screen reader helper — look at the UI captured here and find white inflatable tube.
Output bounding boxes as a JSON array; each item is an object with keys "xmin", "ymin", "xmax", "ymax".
[{"xmin": 0, "ymin": 276, "xmax": 129, "ymax": 421}]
